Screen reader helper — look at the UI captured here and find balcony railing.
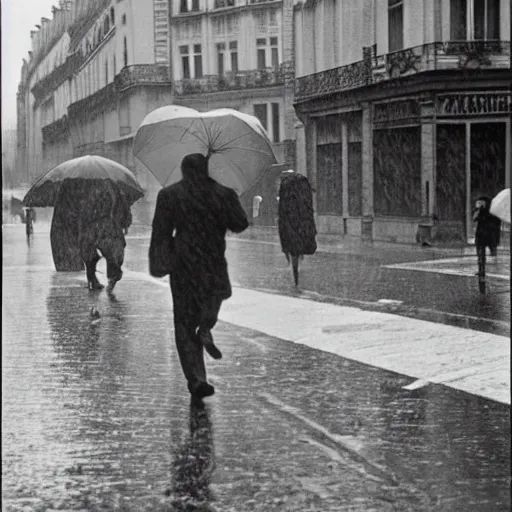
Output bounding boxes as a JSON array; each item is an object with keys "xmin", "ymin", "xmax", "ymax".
[
  {"xmin": 295, "ymin": 40, "xmax": 510, "ymax": 102},
  {"xmin": 174, "ymin": 65, "xmax": 290, "ymax": 95},
  {"xmin": 114, "ymin": 65, "xmax": 172, "ymax": 92},
  {"xmin": 42, "ymin": 115, "xmax": 69, "ymax": 146},
  {"xmin": 68, "ymin": 82, "xmax": 116, "ymax": 120},
  {"xmin": 31, "ymin": 52, "xmax": 85, "ymax": 105}
]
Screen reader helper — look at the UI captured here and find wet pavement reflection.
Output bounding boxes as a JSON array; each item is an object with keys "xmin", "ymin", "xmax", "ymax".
[{"xmin": 2, "ymin": 225, "xmax": 510, "ymax": 511}]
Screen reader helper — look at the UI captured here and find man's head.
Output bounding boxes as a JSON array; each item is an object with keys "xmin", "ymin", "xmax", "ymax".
[{"xmin": 181, "ymin": 153, "xmax": 208, "ymax": 181}]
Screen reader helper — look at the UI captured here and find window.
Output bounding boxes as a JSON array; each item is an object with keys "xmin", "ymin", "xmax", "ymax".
[
  {"xmin": 450, "ymin": 0, "xmax": 499, "ymax": 40},
  {"xmin": 269, "ymin": 10, "xmax": 278, "ymax": 28},
  {"xmin": 180, "ymin": 45, "xmax": 190, "ymax": 78},
  {"xmin": 254, "ymin": 11, "xmax": 266, "ymax": 32},
  {"xmin": 104, "ymin": 16, "xmax": 110, "ymax": 33},
  {"xmin": 214, "ymin": 0, "xmax": 235, "ymax": 7},
  {"xmin": 253, "ymin": 104, "xmax": 268, "ymax": 131},
  {"xmin": 229, "ymin": 41, "xmax": 238, "ymax": 72},
  {"xmin": 217, "ymin": 43, "xmax": 225, "ymax": 74},
  {"xmin": 123, "ymin": 36, "xmax": 128, "ymax": 66},
  {"xmin": 213, "ymin": 17, "xmax": 225, "ymax": 35},
  {"xmin": 105, "ymin": 60, "xmax": 109, "ymax": 85},
  {"xmin": 270, "ymin": 36, "xmax": 279, "ymax": 67},
  {"xmin": 110, "ymin": 7, "xmax": 115, "ymax": 25},
  {"xmin": 388, "ymin": 0, "xmax": 403, "ymax": 52},
  {"xmin": 271, "ymin": 103, "xmax": 280, "ymax": 143},
  {"xmin": 192, "ymin": 19, "xmax": 201, "ymax": 36},
  {"xmin": 191, "ymin": 0, "xmax": 200, "ymax": 10},
  {"xmin": 226, "ymin": 14, "xmax": 239, "ymax": 34},
  {"xmin": 180, "ymin": 0, "xmax": 188, "ymax": 12},
  {"xmin": 194, "ymin": 44, "xmax": 202, "ymax": 78},
  {"xmin": 122, "ymin": 13, "xmax": 127, "ymax": 25},
  {"xmin": 257, "ymin": 38, "xmax": 266, "ymax": 68}
]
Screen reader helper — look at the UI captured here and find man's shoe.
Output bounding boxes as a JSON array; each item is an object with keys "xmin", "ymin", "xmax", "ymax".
[
  {"xmin": 88, "ymin": 280, "xmax": 104, "ymax": 291},
  {"xmin": 197, "ymin": 329, "xmax": 222, "ymax": 360},
  {"xmin": 106, "ymin": 279, "xmax": 118, "ymax": 293},
  {"xmin": 188, "ymin": 382, "xmax": 215, "ymax": 399}
]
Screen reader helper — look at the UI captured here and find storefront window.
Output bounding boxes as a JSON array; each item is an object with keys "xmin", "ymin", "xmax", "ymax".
[
  {"xmin": 316, "ymin": 116, "xmax": 343, "ymax": 215},
  {"xmin": 373, "ymin": 127, "xmax": 421, "ymax": 217}
]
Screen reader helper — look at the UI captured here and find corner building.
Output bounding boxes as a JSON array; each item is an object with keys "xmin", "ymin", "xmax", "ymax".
[{"xmin": 293, "ymin": 0, "xmax": 510, "ymax": 243}]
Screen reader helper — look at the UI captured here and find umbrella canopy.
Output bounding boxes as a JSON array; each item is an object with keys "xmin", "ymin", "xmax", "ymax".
[
  {"xmin": 22, "ymin": 155, "xmax": 144, "ymax": 207},
  {"xmin": 133, "ymin": 105, "xmax": 277, "ymax": 195},
  {"xmin": 490, "ymin": 188, "xmax": 510, "ymax": 224}
]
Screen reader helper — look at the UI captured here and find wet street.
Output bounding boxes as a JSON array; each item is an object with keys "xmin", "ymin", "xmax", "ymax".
[{"xmin": 2, "ymin": 222, "xmax": 511, "ymax": 511}]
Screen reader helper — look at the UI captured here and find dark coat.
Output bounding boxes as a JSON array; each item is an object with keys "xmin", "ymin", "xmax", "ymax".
[
  {"xmin": 50, "ymin": 179, "xmax": 131, "ymax": 271},
  {"xmin": 149, "ymin": 164, "xmax": 249, "ymax": 302},
  {"xmin": 473, "ymin": 197, "xmax": 501, "ymax": 248},
  {"xmin": 278, "ymin": 173, "xmax": 317, "ymax": 256}
]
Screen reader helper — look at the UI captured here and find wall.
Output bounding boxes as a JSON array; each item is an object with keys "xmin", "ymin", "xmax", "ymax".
[{"xmin": 129, "ymin": 0, "xmax": 156, "ymax": 64}]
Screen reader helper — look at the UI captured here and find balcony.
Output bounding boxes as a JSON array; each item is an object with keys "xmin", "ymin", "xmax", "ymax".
[
  {"xmin": 31, "ymin": 52, "xmax": 85, "ymax": 105},
  {"xmin": 114, "ymin": 65, "xmax": 172, "ymax": 92},
  {"xmin": 174, "ymin": 65, "xmax": 290, "ymax": 95},
  {"xmin": 295, "ymin": 40, "xmax": 511, "ymax": 102},
  {"xmin": 68, "ymin": 82, "xmax": 117, "ymax": 120},
  {"xmin": 42, "ymin": 116, "xmax": 69, "ymax": 146}
]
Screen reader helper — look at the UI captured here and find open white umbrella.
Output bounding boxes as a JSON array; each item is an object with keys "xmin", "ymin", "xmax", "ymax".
[
  {"xmin": 490, "ymin": 188, "xmax": 510, "ymax": 224},
  {"xmin": 133, "ymin": 106, "xmax": 277, "ymax": 195}
]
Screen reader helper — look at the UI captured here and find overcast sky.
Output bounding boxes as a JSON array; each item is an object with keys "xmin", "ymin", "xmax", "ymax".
[{"xmin": 2, "ymin": 0, "xmax": 56, "ymax": 128}]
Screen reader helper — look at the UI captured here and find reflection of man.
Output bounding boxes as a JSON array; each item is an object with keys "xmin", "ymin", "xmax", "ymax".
[
  {"xmin": 149, "ymin": 154, "xmax": 248, "ymax": 399},
  {"xmin": 171, "ymin": 400, "xmax": 214, "ymax": 510}
]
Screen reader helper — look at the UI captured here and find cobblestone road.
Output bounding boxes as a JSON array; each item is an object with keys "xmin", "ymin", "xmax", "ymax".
[{"xmin": 2, "ymin": 226, "xmax": 510, "ymax": 511}]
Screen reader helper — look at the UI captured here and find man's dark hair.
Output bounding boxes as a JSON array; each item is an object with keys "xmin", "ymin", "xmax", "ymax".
[{"xmin": 181, "ymin": 153, "xmax": 208, "ymax": 174}]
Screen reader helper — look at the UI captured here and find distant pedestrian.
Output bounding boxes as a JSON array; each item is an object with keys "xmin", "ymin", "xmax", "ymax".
[
  {"xmin": 149, "ymin": 154, "xmax": 249, "ymax": 399},
  {"xmin": 25, "ymin": 207, "xmax": 35, "ymax": 236},
  {"xmin": 473, "ymin": 196, "xmax": 501, "ymax": 269},
  {"xmin": 52, "ymin": 179, "xmax": 132, "ymax": 291},
  {"xmin": 277, "ymin": 170, "xmax": 317, "ymax": 286}
]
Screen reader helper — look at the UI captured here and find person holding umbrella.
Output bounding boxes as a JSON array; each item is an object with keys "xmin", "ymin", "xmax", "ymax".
[
  {"xmin": 149, "ymin": 154, "xmax": 249, "ymax": 399},
  {"xmin": 23, "ymin": 155, "xmax": 144, "ymax": 289},
  {"xmin": 135, "ymin": 106, "xmax": 275, "ymax": 399}
]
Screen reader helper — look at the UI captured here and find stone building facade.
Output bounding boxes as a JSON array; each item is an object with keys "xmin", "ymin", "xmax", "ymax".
[
  {"xmin": 17, "ymin": 0, "xmax": 299, "ymax": 225},
  {"xmin": 293, "ymin": 0, "xmax": 511, "ymax": 243}
]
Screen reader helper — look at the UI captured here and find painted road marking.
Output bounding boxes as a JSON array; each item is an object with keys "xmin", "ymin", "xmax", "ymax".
[
  {"xmin": 124, "ymin": 269, "xmax": 510, "ymax": 405},
  {"xmin": 384, "ymin": 257, "xmax": 510, "ymax": 280}
]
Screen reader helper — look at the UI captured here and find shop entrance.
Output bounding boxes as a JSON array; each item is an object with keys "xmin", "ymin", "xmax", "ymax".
[{"xmin": 436, "ymin": 120, "xmax": 509, "ymax": 242}]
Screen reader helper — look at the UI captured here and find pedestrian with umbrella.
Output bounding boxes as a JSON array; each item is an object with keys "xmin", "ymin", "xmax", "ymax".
[
  {"xmin": 23, "ymin": 155, "xmax": 144, "ymax": 291},
  {"xmin": 277, "ymin": 170, "xmax": 317, "ymax": 286},
  {"xmin": 135, "ymin": 106, "xmax": 275, "ymax": 399}
]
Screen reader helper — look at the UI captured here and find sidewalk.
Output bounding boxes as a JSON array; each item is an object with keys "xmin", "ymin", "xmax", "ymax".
[{"xmin": 231, "ymin": 225, "xmax": 511, "ymax": 259}]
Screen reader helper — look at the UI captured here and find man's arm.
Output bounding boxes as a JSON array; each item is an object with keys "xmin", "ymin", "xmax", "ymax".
[
  {"xmin": 149, "ymin": 189, "xmax": 175, "ymax": 277},
  {"xmin": 225, "ymin": 189, "xmax": 249, "ymax": 233}
]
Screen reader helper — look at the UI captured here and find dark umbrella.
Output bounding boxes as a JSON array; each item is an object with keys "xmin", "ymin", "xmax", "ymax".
[{"xmin": 22, "ymin": 155, "xmax": 144, "ymax": 207}]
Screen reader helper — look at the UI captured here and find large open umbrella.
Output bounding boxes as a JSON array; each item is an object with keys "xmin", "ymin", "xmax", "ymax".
[
  {"xmin": 490, "ymin": 188, "xmax": 510, "ymax": 224},
  {"xmin": 22, "ymin": 155, "xmax": 144, "ymax": 207},
  {"xmin": 133, "ymin": 106, "xmax": 277, "ymax": 195}
]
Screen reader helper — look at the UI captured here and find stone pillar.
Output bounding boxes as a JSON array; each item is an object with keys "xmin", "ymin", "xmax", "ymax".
[
  {"xmin": 282, "ymin": 0, "xmax": 298, "ymax": 168},
  {"xmin": 341, "ymin": 120, "xmax": 349, "ymax": 218},
  {"xmin": 305, "ymin": 116, "xmax": 317, "ymax": 213},
  {"xmin": 361, "ymin": 103, "xmax": 373, "ymax": 217},
  {"xmin": 420, "ymin": 101, "xmax": 435, "ymax": 218},
  {"xmin": 361, "ymin": 103, "xmax": 373, "ymax": 240}
]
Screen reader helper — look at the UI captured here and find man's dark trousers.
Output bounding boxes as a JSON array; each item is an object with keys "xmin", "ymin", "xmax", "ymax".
[{"xmin": 171, "ymin": 278, "xmax": 223, "ymax": 391}]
